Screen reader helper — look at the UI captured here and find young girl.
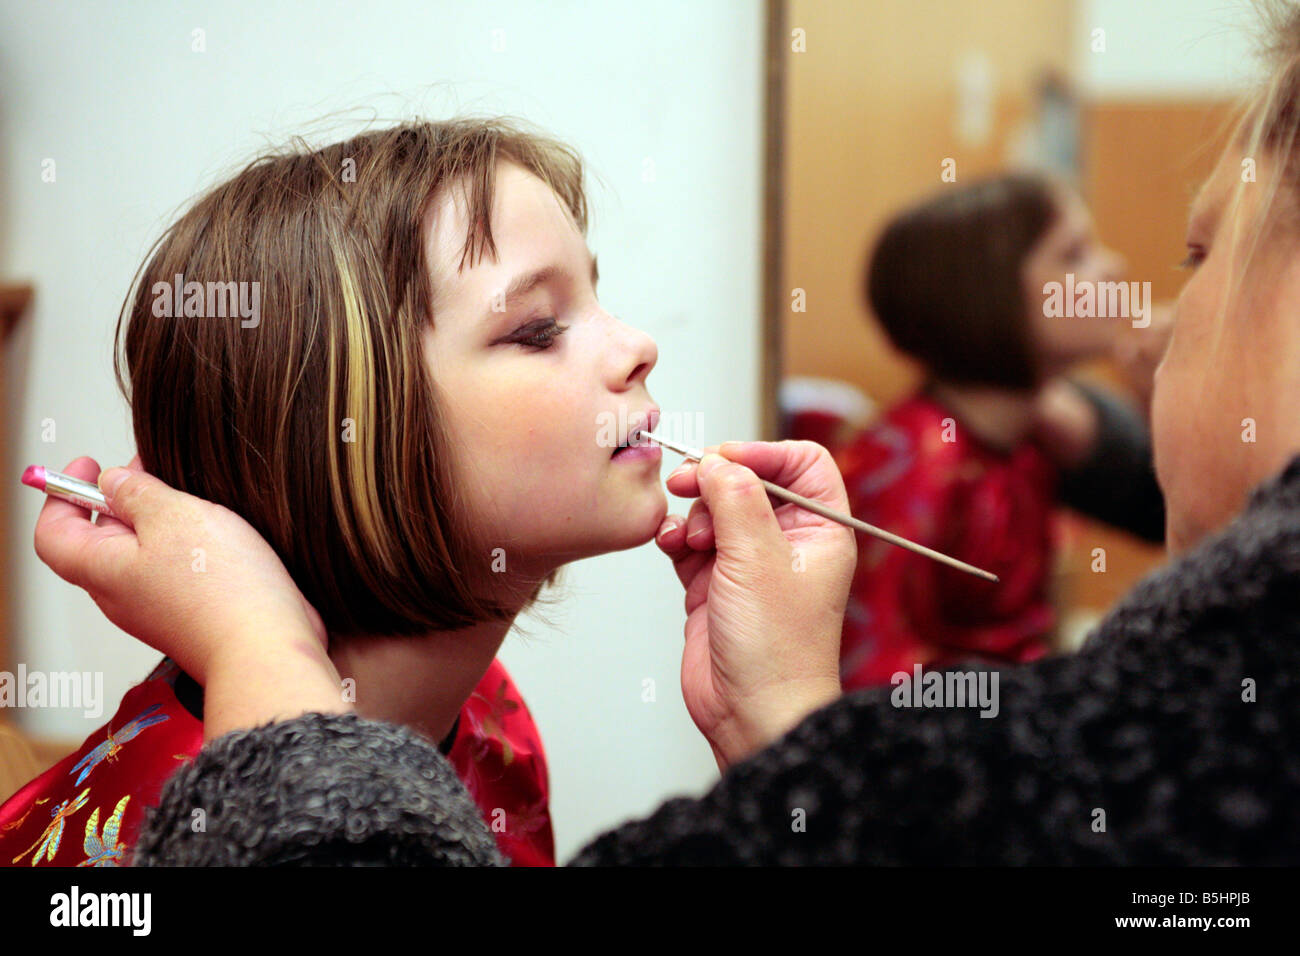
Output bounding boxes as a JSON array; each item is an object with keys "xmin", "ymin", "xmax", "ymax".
[
  {"xmin": 836, "ymin": 173, "xmax": 1141, "ymax": 688},
  {"xmin": 0, "ymin": 117, "xmax": 671, "ymax": 867}
]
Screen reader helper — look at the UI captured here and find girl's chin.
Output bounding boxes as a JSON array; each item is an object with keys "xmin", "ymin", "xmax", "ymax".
[
  {"xmin": 534, "ymin": 495, "xmax": 668, "ymax": 562},
  {"xmin": 603, "ymin": 492, "xmax": 669, "ymax": 550}
]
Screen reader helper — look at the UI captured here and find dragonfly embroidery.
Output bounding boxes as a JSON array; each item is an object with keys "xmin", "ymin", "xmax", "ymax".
[
  {"xmin": 69, "ymin": 702, "xmax": 170, "ymax": 786},
  {"xmin": 12, "ymin": 789, "xmax": 90, "ymax": 865},
  {"xmin": 0, "ymin": 797, "xmax": 48, "ymax": 834},
  {"xmin": 78, "ymin": 795, "xmax": 130, "ymax": 867}
]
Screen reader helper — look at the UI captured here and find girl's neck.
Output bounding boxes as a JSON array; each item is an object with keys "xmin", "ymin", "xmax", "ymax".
[
  {"xmin": 329, "ymin": 619, "xmax": 513, "ymax": 747},
  {"xmin": 925, "ymin": 378, "xmax": 1040, "ymax": 454},
  {"xmin": 327, "ymin": 567, "xmax": 548, "ymax": 746}
]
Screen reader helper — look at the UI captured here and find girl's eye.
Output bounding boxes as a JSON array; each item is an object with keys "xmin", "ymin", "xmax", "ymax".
[
  {"xmin": 514, "ymin": 319, "xmax": 570, "ymax": 350},
  {"xmin": 1178, "ymin": 246, "xmax": 1206, "ymax": 270}
]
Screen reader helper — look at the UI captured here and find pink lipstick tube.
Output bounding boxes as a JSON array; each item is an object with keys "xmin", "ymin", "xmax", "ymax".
[{"xmin": 21, "ymin": 465, "xmax": 116, "ymax": 517}]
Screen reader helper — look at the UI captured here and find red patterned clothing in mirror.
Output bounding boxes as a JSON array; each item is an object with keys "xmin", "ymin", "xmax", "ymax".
[{"xmin": 834, "ymin": 392, "xmax": 1058, "ymax": 690}]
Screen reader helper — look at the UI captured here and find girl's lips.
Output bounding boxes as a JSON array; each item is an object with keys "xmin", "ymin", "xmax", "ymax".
[
  {"xmin": 609, "ymin": 408, "xmax": 660, "ymax": 457},
  {"xmin": 611, "ymin": 442, "xmax": 662, "ymax": 465}
]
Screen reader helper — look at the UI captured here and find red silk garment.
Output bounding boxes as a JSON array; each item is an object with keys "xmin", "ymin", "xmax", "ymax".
[
  {"xmin": 0, "ymin": 657, "xmax": 554, "ymax": 867},
  {"xmin": 834, "ymin": 393, "xmax": 1058, "ymax": 690}
]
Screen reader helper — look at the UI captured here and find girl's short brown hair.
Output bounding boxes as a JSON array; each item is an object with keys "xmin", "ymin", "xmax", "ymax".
[
  {"xmin": 115, "ymin": 117, "xmax": 583, "ymax": 637},
  {"xmin": 864, "ymin": 173, "xmax": 1060, "ymax": 390}
]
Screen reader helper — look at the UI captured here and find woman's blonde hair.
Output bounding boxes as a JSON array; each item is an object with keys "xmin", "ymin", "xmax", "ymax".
[
  {"xmin": 115, "ymin": 117, "xmax": 585, "ymax": 636},
  {"xmin": 1209, "ymin": 1, "xmax": 1300, "ymax": 317}
]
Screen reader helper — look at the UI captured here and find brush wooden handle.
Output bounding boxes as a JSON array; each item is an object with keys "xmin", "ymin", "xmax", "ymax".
[
  {"xmin": 757, "ymin": 479, "xmax": 1000, "ymax": 583},
  {"xmin": 641, "ymin": 429, "xmax": 1000, "ymax": 583}
]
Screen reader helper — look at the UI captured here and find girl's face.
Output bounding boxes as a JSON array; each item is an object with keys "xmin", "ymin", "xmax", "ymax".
[
  {"xmin": 1022, "ymin": 187, "xmax": 1127, "ymax": 376},
  {"xmin": 1153, "ymin": 148, "xmax": 1300, "ymax": 553},
  {"xmin": 421, "ymin": 161, "xmax": 666, "ymax": 578}
]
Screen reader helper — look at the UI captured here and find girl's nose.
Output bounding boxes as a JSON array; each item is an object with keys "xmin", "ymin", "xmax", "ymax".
[{"xmin": 618, "ymin": 320, "xmax": 658, "ymax": 386}]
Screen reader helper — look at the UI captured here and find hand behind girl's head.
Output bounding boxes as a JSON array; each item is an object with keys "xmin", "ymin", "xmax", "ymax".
[{"xmin": 115, "ymin": 117, "xmax": 665, "ymax": 640}]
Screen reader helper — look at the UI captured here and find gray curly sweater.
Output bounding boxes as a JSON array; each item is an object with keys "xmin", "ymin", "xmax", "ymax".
[{"xmin": 134, "ymin": 452, "xmax": 1300, "ymax": 866}]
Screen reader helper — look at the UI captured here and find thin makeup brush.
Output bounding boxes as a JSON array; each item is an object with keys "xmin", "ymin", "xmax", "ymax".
[{"xmin": 639, "ymin": 429, "xmax": 1000, "ymax": 584}]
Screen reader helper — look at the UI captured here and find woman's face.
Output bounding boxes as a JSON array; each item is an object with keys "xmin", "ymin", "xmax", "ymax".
[
  {"xmin": 1154, "ymin": 148, "xmax": 1300, "ymax": 553},
  {"xmin": 420, "ymin": 160, "xmax": 666, "ymax": 578},
  {"xmin": 1022, "ymin": 187, "xmax": 1127, "ymax": 376}
]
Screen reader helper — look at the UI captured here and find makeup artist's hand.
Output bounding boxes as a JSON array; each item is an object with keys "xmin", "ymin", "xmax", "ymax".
[
  {"xmin": 32, "ymin": 456, "xmax": 347, "ymax": 739},
  {"xmin": 656, "ymin": 441, "xmax": 854, "ymax": 771}
]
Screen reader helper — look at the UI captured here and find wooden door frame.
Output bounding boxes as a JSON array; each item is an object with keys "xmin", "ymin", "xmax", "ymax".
[{"xmin": 761, "ymin": 0, "xmax": 787, "ymax": 440}]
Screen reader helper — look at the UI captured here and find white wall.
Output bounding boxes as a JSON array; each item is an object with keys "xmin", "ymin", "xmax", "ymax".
[
  {"xmin": 1076, "ymin": 0, "xmax": 1260, "ymax": 97},
  {"xmin": 0, "ymin": 0, "xmax": 763, "ymax": 862}
]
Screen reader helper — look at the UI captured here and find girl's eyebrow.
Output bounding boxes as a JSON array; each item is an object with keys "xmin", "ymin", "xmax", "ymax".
[{"xmin": 487, "ymin": 252, "xmax": 599, "ymax": 316}]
